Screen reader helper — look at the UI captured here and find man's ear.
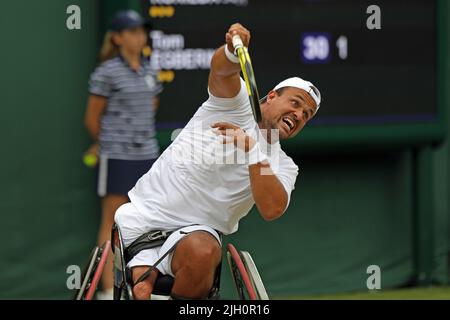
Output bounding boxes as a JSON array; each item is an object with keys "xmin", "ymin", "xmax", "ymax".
[{"xmin": 266, "ymin": 90, "xmax": 277, "ymax": 104}]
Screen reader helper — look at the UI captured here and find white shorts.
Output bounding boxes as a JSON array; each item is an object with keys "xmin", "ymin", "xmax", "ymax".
[{"xmin": 115, "ymin": 203, "xmax": 222, "ymax": 277}]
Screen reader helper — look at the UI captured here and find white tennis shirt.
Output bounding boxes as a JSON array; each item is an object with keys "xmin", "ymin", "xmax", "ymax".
[{"xmin": 122, "ymin": 79, "xmax": 299, "ymax": 235}]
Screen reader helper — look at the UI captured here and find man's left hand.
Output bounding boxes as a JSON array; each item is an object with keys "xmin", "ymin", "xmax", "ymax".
[{"xmin": 211, "ymin": 122, "xmax": 256, "ymax": 152}]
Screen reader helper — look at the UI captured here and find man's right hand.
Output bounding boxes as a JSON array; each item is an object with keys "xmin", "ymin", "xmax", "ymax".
[
  {"xmin": 225, "ymin": 23, "xmax": 251, "ymax": 55},
  {"xmin": 208, "ymin": 23, "xmax": 251, "ymax": 99}
]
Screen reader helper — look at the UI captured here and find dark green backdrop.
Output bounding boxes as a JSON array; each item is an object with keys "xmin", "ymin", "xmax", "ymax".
[{"xmin": 0, "ymin": 0, "xmax": 448, "ymax": 299}]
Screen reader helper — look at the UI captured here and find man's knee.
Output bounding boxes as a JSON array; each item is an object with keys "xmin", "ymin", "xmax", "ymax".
[
  {"xmin": 190, "ymin": 243, "xmax": 221, "ymax": 267},
  {"xmin": 181, "ymin": 233, "xmax": 221, "ymax": 265},
  {"xmin": 172, "ymin": 232, "xmax": 222, "ymax": 275}
]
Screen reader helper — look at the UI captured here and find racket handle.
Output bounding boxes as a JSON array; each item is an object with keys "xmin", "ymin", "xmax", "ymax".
[{"xmin": 232, "ymin": 34, "xmax": 244, "ymax": 54}]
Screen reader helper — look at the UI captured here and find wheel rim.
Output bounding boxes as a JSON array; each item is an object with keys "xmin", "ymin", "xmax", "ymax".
[{"xmin": 226, "ymin": 243, "xmax": 258, "ymax": 300}]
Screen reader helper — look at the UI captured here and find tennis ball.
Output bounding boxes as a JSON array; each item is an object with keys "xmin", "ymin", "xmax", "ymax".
[{"xmin": 83, "ymin": 154, "xmax": 98, "ymax": 168}]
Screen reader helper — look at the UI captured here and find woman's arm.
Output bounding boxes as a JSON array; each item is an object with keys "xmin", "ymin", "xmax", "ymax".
[{"xmin": 84, "ymin": 95, "xmax": 108, "ymax": 140}]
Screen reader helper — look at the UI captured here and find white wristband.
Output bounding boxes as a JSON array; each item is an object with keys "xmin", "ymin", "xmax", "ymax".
[
  {"xmin": 224, "ymin": 44, "xmax": 240, "ymax": 64},
  {"xmin": 248, "ymin": 143, "xmax": 268, "ymax": 166}
]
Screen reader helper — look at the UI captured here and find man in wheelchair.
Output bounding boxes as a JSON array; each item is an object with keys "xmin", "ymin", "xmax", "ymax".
[{"xmin": 113, "ymin": 23, "xmax": 321, "ymax": 300}]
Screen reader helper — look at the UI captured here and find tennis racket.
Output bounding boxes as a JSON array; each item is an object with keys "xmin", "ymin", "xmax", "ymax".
[{"xmin": 232, "ymin": 35, "xmax": 262, "ymax": 123}]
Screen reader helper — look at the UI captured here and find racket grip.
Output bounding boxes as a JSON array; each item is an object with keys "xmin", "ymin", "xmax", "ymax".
[{"xmin": 232, "ymin": 34, "xmax": 244, "ymax": 54}]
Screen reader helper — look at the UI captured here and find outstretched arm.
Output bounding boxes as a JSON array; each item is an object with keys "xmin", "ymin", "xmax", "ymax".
[{"xmin": 208, "ymin": 23, "xmax": 250, "ymax": 98}]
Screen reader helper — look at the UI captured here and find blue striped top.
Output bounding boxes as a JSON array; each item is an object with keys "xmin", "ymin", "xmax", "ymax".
[{"xmin": 89, "ymin": 55, "xmax": 163, "ymax": 160}]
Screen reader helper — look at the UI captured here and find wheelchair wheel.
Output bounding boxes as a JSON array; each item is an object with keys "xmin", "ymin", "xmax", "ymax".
[
  {"xmin": 74, "ymin": 246, "xmax": 99, "ymax": 300},
  {"xmin": 74, "ymin": 241, "xmax": 111, "ymax": 300},
  {"xmin": 112, "ymin": 225, "xmax": 134, "ymax": 300},
  {"xmin": 85, "ymin": 241, "xmax": 111, "ymax": 300},
  {"xmin": 240, "ymin": 251, "xmax": 269, "ymax": 300},
  {"xmin": 226, "ymin": 243, "xmax": 258, "ymax": 300}
]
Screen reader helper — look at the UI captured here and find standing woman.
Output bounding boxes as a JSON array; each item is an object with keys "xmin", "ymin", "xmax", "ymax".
[{"xmin": 84, "ymin": 10, "xmax": 162, "ymax": 299}]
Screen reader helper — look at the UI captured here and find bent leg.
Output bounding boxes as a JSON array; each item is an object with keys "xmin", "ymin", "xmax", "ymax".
[
  {"xmin": 170, "ymin": 231, "xmax": 222, "ymax": 299},
  {"xmin": 131, "ymin": 266, "xmax": 159, "ymax": 300}
]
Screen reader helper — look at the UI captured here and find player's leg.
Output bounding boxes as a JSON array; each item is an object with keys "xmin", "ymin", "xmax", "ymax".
[
  {"xmin": 170, "ymin": 231, "xmax": 222, "ymax": 299},
  {"xmin": 98, "ymin": 194, "xmax": 128, "ymax": 296},
  {"xmin": 131, "ymin": 266, "xmax": 159, "ymax": 300}
]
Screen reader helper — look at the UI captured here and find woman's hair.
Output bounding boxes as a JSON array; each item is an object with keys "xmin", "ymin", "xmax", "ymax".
[{"xmin": 99, "ymin": 31, "xmax": 119, "ymax": 63}]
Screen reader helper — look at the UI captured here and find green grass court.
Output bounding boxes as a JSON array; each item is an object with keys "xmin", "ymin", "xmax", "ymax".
[{"xmin": 286, "ymin": 287, "xmax": 450, "ymax": 300}]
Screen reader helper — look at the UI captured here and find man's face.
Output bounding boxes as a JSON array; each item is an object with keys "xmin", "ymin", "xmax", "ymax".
[{"xmin": 261, "ymin": 87, "xmax": 318, "ymax": 140}]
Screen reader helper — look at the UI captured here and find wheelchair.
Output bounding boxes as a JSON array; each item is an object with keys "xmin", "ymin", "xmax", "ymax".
[{"xmin": 74, "ymin": 224, "xmax": 268, "ymax": 300}]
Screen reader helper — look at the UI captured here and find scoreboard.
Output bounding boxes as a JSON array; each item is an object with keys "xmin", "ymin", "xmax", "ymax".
[{"xmin": 138, "ymin": 0, "xmax": 445, "ymax": 149}]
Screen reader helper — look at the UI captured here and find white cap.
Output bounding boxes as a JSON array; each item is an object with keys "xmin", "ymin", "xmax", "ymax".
[{"xmin": 273, "ymin": 77, "xmax": 321, "ymax": 112}]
